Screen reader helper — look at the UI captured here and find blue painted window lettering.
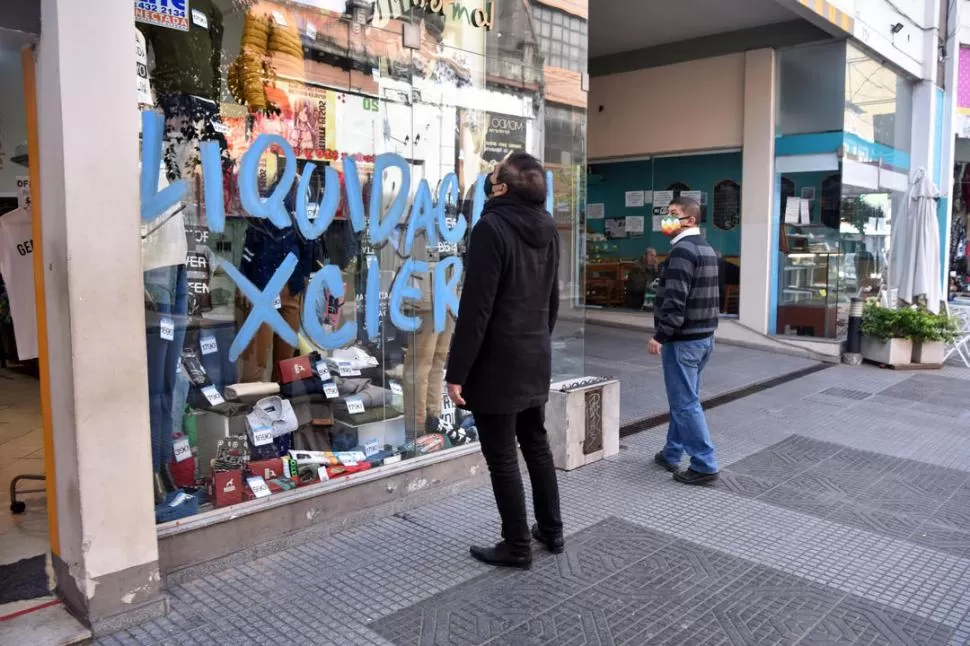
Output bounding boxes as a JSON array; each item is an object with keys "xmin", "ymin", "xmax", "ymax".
[{"xmin": 138, "ymin": 109, "xmax": 553, "ymax": 359}]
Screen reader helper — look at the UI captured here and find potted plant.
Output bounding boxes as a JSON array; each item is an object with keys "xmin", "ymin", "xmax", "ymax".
[
  {"xmin": 906, "ymin": 308, "xmax": 958, "ymax": 365},
  {"xmin": 860, "ymin": 303, "xmax": 912, "ymax": 365}
]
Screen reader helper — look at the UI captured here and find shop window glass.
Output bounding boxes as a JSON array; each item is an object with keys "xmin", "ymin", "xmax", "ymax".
[
  {"xmin": 777, "ymin": 42, "xmax": 846, "ymax": 136},
  {"xmin": 531, "ymin": 5, "xmax": 587, "ymax": 73},
  {"xmin": 844, "ymin": 42, "xmax": 913, "ymax": 155},
  {"xmin": 137, "ymin": 0, "xmax": 586, "ymax": 524}
]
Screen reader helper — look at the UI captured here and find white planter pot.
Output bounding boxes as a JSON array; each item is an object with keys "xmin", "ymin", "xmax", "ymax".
[
  {"xmin": 861, "ymin": 336, "xmax": 913, "ymax": 365},
  {"xmin": 912, "ymin": 341, "xmax": 945, "ymax": 365}
]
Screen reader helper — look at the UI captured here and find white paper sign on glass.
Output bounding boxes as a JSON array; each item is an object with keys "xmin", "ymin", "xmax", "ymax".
[
  {"xmin": 624, "ymin": 191, "xmax": 645, "ymax": 208},
  {"xmin": 587, "ymin": 203, "xmax": 605, "ymax": 220}
]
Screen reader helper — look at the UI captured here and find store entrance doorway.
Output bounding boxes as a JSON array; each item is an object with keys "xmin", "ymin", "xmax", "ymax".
[{"xmin": 0, "ymin": 30, "xmax": 58, "ymax": 641}]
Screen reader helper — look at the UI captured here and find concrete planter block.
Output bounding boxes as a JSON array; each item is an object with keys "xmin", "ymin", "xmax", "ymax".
[
  {"xmin": 912, "ymin": 341, "xmax": 945, "ymax": 365},
  {"xmin": 545, "ymin": 378, "xmax": 620, "ymax": 471},
  {"xmin": 861, "ymin": 336, "xmax": 912, "ymax": 365}
]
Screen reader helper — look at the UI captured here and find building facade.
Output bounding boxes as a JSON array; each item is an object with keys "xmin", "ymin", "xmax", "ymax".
[
  {"xmin": 1, "ymin": 0, "xmax": 588, "ymax": 632},
  {"xmin": 585, "ymin": 0, "xmax": 957, "ymax": 357}
]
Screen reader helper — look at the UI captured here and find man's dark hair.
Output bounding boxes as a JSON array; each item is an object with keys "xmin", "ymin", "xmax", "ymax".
[
  {"xmin": 497, "ymin": 151, "xmax": 547, "ymax": 205},
  {"xmin": 668, "ymin": 196, "xmax": 701, "ymax": 223}
]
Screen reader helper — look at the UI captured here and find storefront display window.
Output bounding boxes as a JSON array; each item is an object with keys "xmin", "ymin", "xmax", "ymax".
[
  {"xmin": 137, "ymin": 0, "xmax": 585, "ymax": 524},
  {"xmin": 774, "ymin": 41, "xmax": 913, "ymax": 339}
]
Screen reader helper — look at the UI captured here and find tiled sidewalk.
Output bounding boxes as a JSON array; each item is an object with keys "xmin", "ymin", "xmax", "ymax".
[{"xmin": 96, "ymin": 364, "xmax": 970, "ymax": 645}]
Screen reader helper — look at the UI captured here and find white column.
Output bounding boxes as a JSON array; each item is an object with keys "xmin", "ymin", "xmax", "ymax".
[
  {"xmin": 739, "ymin": 49, "xmax": 777, "ymax": 334},
  {"xmin": 37, "ymin": 0, "xmax": 163, "ymax": 631},
  {"xmin": 939, "ymin": 0, "xmax": 963, "ymax": 287}
]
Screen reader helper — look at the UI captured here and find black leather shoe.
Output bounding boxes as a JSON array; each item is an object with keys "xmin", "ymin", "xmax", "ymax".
[
  {"xmin": 470, "ymin": 542, "xmax": 532, "ymax": 569},
  {"xmin": 531, "ymin": 524, "xmax": 565, "ymax": 554},
  {"xmin": 654, "ymin": 452, "xmax": 678, "ymax": 473},
  {"xmin": 673, "ymin": 468, "xmax": 719, "ymax": 486}
]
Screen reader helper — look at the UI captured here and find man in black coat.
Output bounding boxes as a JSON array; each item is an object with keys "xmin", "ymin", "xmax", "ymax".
[{"xmin": 446, "ymin": 152, "xmax": 563, "ymax": 569}]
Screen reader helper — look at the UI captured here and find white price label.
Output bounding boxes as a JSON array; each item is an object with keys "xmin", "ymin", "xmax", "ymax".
[
  {"xmin": 389, "ymin": 381, "xmax": 403, "ymax": 396},
  {"xmin": 318, "ymin": 465, "xmax": 330, "ymax": 481},
  {"xmin": 273, "ymin": 295, "xmax": 282, "ymax": 310},
  {"xmin": 201, "ymin": 385, "xmax": 225, "ymax": 407},
  {"xmin": 200, "ymin": 334, "xmax": 218, "ymax": 355},
  {"xmin": 251, "ymin": 426, "xmax": 274, "ymax": 446},
  {"xmin": 173, "ymin": 437, "xmax": 192, "ymax": 463},
  {"xmin": 306, "ymin": 22, "xmax": 317, "ymax": 39},
  {"xmin": 316, "ymin": 361, "xmax": 331, "ymax": 380},
  {"xmin": 323, "ymin": 382, "xmax": 339, "ymax": 399},
  {"xmin": 247, "ymin": 476, "xmax": 272, "ymax": 498},
  {"xmin": 272, "ymin": 10, "xmax": 288, "ymax": 26},
  {"xmin": 346, "ymin": 396, "xmax": 365, "ymax": 415},
  {"xmin": 191, "ymin": 9, "xmax": 208, "ymax": 28},
  {"xmin": 363, "ymin": 439, "xmax": 380, "ymax": 457},
  {"xmin": 337, "ymin": 361, "xmax": 360, "ymax": 377},
  {"xmin": 160, "ymin": 317, "xmax": 175, "ymax": 341},
  {"xmin": 211, "ymin": 121, "xmax": 228, "ymax": 134}
]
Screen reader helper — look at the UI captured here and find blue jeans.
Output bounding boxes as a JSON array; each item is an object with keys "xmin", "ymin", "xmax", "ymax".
[
  {"xmin": 661, "ymin": 336, "xmax": 718, "ymax": 474},
  {"xmin": 145, "ymin": 265, "xmax": 189, "ymax": 473}
]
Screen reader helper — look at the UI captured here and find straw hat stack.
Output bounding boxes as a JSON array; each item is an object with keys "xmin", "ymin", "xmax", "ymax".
[
  {"xmin": 228, "ymin": 12, "xmax": 272, "ymax": 111},
  {"xmin": 267, "ymin": 15, "xmax": 305, "ymax": 80}
]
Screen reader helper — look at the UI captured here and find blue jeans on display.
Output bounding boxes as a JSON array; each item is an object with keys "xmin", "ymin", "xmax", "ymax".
[
  {"xmin": 661, "ymin": 336, "xmax": 718, "ymax": 474},
  {"xmin": 145, "ymin": 265, "xmax": 189, "ymax": 473}
]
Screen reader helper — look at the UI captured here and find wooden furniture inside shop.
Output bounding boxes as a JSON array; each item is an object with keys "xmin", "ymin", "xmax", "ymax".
[{"xmin": 586, "ymin": 261, "xmax": 632, "ymax": 307}]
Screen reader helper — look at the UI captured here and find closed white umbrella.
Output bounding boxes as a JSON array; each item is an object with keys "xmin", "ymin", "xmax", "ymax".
[{"xmin": 891, "ymin": 168, "xmax": 941, "ymax": 313}]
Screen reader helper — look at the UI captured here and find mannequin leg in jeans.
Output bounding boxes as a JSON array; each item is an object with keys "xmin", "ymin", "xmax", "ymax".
[{"xmin": 144, "ymin": 265, "xmax": 188, "ymax": 487}]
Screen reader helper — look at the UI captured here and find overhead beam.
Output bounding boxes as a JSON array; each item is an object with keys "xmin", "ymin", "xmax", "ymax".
[{"xmin": 589, "ymin": 19, "xmax": 831, "ymax": 77}]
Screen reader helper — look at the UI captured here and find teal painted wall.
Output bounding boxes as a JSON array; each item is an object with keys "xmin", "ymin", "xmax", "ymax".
[{"xmin": 587, "ymin": 152, "xmax": 744, "ymax": 259}]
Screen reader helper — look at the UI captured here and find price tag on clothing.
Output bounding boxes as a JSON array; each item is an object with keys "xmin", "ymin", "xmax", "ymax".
[
  {"xmin": 273, "ymin": 295, "xmax": 282, "ymax": 310},
  {"xmin": 336, "ymin": 361, "xmax": 360, "ymax": 377},
  {"xmin": 322, "ymin": 382, "xmax": 339, "ymax": 399},
  {"xmin": 160, "ymin": 318, "xmax": 175, "ymax": 341},
  {"xmin": 346, "ymin": 396, "xmax": 365, "ymax": 415},
  {"xmin": 363, "ymin": 439, "xmax": 381, "ymax": 457},
  {"xmin": 389, "ymin": 381, "xmax": 403, "ymax": 396},
  {"xmin": 306, "ymin": 22, "xmax": 317, "ymax": 39},
  {"xmin": 251, "ymin": 425, "xmax": 274, "ymax": 447},
  {"xmin": 316, "ymin": 361, "xmax": 331, "ymax": 380},
  {"xmin": 247, "ymin": 476, "xmax": 272, "ymax": 499},
  {"xmin": 191, "ymin": 9, "xmax": 208, "ymax": 29},
  {"xmin": 211, "ymin": 121, "xmax": 228, "ymax": 134},
  {"xmin": 200, "ymin": 334, "xmax": 218, "ymax": 355},
  {"xmin": 272, "ymin": 10, "xmax": 288, "ymax": 26},
  {"xmin": 173, "ymin": 437, "xmax": 192, "ymax": 463},
  {"xmin": 201, "ymin": 385, "xmax": 225, "ymax": 407}
]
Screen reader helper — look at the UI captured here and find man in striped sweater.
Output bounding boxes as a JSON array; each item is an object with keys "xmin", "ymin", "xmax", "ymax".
[{"xmin": 648, "ymin": 197, "xmax": 721, "ymax": 485}]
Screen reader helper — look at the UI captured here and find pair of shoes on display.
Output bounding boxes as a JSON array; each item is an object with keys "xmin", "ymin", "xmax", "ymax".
[
  {"xmin": 654, "ymin": 451, "xmax": 719, "ymax": 485},
  {"xmin": 470, "ymin": 524, "xmax": 565, "ymax": 569}
]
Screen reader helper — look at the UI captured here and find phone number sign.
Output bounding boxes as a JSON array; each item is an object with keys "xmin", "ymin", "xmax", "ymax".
[{"xmin": 135, "ymin": 0, "xmax": 190, "ymax": 31}]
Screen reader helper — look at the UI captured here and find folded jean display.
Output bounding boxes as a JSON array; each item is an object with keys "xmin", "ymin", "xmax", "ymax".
[
  {"xmin": 224, "ymin": 381, "xmax": 280, "ymax": 402},
  {"xmin": 154, "ymin": 490, "xmax": 199, "ymax": 523}
]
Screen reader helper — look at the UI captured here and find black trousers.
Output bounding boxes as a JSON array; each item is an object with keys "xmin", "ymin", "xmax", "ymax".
[{"xmin": 475, "ymin": 406, "xmax": 563, "ymax": 554}]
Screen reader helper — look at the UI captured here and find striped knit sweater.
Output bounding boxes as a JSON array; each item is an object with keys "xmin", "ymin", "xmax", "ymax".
[{"xmin": 653, "ymin": 233, "xmax": 720, "ymax": 343}]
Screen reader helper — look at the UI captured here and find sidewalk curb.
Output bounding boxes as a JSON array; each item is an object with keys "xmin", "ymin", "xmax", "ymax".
[{"xmin": 619, "ymin": 362, "xmax": 832, "ymax": 437}]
